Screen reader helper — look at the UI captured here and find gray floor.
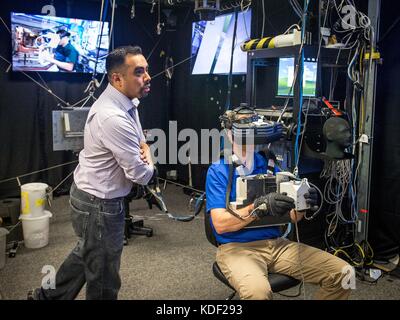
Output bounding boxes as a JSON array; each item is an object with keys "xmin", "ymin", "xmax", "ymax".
[{"xmin": 0, "ymin": 184, "xmax": 399, "ymax": 300}]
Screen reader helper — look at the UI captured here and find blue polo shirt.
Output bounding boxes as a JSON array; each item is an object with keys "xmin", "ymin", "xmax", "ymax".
[{"xmin": 206, "ymin": 153, "xmax": 282, "ymax": 244}]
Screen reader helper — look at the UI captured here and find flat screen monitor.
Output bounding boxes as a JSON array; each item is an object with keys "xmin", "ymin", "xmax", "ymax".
[
  {"xmin": 191, "ymin": 10, "xmax": 251, "ymax": 75},
  {"xmin": 277, "ymin": 57, "xmax": 317, "ymax": 97},
  {"xmin": 11, "ymin": 12, "xmax": 109, "ymax": 73}
]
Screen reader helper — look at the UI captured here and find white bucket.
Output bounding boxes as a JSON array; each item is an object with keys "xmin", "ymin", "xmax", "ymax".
[
  {"xmin": 20, "ymin": 211, "xmax": 52, "ymax": 249},
  {"xmin": 21, "ymin": 183, "xmax": 49, "ymax": 217}
]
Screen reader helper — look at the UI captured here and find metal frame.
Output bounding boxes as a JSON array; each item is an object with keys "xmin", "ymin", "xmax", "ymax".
[
  {"xmin": 355, "ymin": 0, "xmax": 381, "ymax": 245},
  {"xmin": 52, "ymin": 108, "xmax": 90, "ymax": 152},
  {"xmin": 245, "ymin": 45, "xmax": 317, "ymax": 170}
]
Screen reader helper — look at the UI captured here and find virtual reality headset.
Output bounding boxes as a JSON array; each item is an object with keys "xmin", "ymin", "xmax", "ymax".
[{"xmin": 219, "ymin": 104, "xmax": 284, "ymax": 145}]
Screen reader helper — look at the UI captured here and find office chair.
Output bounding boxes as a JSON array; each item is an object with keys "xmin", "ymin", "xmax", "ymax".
[
  {"xmin": 124, "ymin": 186, "xmax": 154, "ymax": 245},
  {"xmin": 204, "ymin": 209, "xmax": 300, "ymax": 299}
]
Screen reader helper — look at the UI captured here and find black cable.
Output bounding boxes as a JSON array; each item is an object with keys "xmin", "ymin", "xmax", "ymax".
[
  {"xmin": 140, "ymin": 181, "xmax": 206, "ymax": 222},
  {"xmin": 92, "ymin": 0, "xmax": 109, "ymax": 79},
  {"xmin": 277, "ymin": 281, "xmax": 303, "ymax": 298},
  {"xmin": 225, "ymin": 8, "xmax": 239, "ymax": 111},
  {"xmin": 378, "ymin": 15, "xmax": 400, "ymax": 44},
  {"xmin": 225, "ymin": 161, "xmax": 246, "ymax": 221}
]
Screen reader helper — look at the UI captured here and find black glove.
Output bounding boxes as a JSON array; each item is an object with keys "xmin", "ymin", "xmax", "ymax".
[
  {"xmin": 253, "ymin": 193, "xmax": 295, "ymax": 218},
  {"xmin": 304, "ymin": 187, "xmax": 319, "ymax": 211},
  {"xmin": 147, "ymin": 166, "xmax": 158, "ymax": 186},
  {"xmin": 144, "ymin": 188, "xmax": 163, "ymax": 211}
]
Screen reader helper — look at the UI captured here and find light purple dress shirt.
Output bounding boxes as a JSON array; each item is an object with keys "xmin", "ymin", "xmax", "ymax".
[{"xmin": 74, "ymin": 83, "xmax": 154, "ymax": 199}]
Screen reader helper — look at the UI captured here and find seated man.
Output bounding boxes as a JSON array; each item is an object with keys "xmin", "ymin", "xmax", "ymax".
[{"xmin": 205, "ymin": 107, "xmax": 352, "ymax": 300}]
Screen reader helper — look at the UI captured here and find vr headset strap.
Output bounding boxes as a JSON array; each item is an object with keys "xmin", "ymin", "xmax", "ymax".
[{"xmin": 225, "ymin": 160, "xmax": 245, "ymax": 221}]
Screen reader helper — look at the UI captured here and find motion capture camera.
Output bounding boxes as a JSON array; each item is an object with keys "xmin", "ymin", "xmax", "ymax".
[{"xmin": 219, "ymin": 103, "xmax": 284, "ymax": 145}]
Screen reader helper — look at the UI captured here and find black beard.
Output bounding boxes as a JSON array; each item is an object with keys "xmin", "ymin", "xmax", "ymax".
[
  {"xmin": 140, "ymin": 90, "xmax": 149, "ymax": 98},
  {"xmin": 140, "ymin": 86, "xmax": 150, "ymax": 98}
]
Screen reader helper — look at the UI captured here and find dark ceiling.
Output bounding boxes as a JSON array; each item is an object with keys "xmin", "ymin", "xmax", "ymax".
[{"xmin": 85, "ymin": 0, "xmax": 241, "ymax": 10}]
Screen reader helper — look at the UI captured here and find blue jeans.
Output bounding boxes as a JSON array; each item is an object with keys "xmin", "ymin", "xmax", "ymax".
[{"xmin": 37, "ymin": 182, "xmax": 125, "ymax": 300}]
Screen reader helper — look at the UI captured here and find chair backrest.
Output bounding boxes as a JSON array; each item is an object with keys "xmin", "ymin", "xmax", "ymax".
[{"xmin": 204, "ymin": 209, "xmax": 219, "ymax": 247}]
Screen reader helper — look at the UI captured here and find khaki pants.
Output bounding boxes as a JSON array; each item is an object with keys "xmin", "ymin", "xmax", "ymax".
[{"xmin": 216, "ymin": 238, "xmax": 352, "ymax": 300}]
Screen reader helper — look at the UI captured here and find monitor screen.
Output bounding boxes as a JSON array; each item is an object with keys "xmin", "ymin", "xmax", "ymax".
[
  {"xmin": 191, "ymin": 10, "xmax": 251, "ymax": 75},
  {"xmin": 277, "ymin": 57, "xmax": 317, "ymax": 97},
  {"xmin": 11, "ymin": 12, "xmax": 109, "ymax": 73}
]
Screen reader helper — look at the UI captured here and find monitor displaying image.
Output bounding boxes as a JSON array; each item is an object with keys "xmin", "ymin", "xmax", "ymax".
[
  {"xmin": 191, "ymin": 10, "xmax": 251, "ymax": 75},
  {"xmin": 11, "ymin": 12, "xmax": 109, "ymax": 73},
  {"xmin": 277, "ymin": 57, "xmax": 317, "ymax": 96}
]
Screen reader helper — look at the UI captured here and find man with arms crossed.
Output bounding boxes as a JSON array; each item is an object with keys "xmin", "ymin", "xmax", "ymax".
[{"xmin": 29, "ymin": 46, "xmax": 154, "ymax": 300}]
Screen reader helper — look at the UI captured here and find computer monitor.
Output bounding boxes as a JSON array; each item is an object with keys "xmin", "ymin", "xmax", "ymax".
[
  {"xmin": 191, "ymin": 10, "xmax": 251, "ymax": 75},
  {"xmin": 11, "ymin": 12, "xmax": 109, "ymax": 73},
  {"xmin": 277, "ymin": 57, "xmax": 317, "ymax": 97}
]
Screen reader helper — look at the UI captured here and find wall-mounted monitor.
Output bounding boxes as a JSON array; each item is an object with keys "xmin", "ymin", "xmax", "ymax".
[
  {"xmin": 191, "ymin": 10, "xmax": 251, "ymax": 75},
  {"xmin": 11, "ymin": 12, "xmax": 109, "ymax": 73},
  {"xmin": 277, "ymin": 57, "xmax": 317, "ymax": 97}
]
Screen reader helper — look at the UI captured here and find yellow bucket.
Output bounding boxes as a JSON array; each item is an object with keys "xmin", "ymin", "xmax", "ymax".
[{"xmin": 20, "ymin": 183, "xmax": 49, "ymax": 217}]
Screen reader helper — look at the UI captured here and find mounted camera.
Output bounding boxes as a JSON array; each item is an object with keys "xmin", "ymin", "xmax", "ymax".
[{"xmin": 194, "ymin": 0, "xmax": 220, "ymax": 21}]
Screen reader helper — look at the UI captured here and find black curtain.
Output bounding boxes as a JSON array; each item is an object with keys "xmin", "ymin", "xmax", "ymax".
[{"xmin": 369, "ymin": 0, "xmax": 400, "ymax": 259}]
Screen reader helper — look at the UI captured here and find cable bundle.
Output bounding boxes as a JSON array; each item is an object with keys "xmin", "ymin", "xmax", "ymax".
[
  {"xmin": 320, "ymin": 158, "xmax": 374, "ymax": 268},
  {"xmin": 220, "ymin": 0, "xmax": 252, "ymax": 12}
]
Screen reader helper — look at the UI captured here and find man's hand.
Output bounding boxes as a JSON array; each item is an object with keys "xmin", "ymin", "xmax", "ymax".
[
  {"xmin": 147, "ymin": 166, "xmax": 158, "ymax": 186},
  {"xmin": 253, "ymin": 193, "xmax": 295, "ymax": 219},
  {"xmin": 290, "ymin": 209, "xmax": 304, "ymax": 222},
  {"xmin": 40, "ymin": 50, "xmax": 55, "ymax": 63},
  {"xmin": 140, "ymin": 142, "xmax": 153, "ymax": 166}
]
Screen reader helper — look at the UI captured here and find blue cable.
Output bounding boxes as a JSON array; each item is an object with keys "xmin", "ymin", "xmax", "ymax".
[
  {"xmin": 294, "ymin": 50, "xmax": 304, "ymax": 170},
  {"xmin": 102, "ymin": 0, "xmax": 109, "ymax": 22},
  {"xmin": 294, "ymin": 0, "xmax": 309, "ymax": 173}
]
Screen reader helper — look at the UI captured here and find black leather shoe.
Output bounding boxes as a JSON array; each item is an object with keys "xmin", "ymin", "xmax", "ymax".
[{"xmin": 27, "ymin": 288, "xmax": 40, "ymax": 300}]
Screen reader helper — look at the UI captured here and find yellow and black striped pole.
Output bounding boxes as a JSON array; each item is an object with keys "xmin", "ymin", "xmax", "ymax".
[{"xmin": 240, "ymin": 36, "xmax": 276, "ymax": 51}]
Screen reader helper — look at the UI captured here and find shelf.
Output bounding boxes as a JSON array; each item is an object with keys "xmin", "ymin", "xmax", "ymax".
[{"xmin": 246, "ymin": 45, "xmax": 317, "ymax": 60}]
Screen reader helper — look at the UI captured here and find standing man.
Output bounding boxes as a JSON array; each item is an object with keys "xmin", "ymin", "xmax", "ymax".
[{"xmin": 29, "ymin": 46, "xmax": 154, "ymax": 300}]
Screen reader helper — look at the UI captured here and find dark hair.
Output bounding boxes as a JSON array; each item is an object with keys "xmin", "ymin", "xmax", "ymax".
[
  {"xmin": 56, "ymin": 29, "xmax": 71, "ymax": 38},
  {"xmin": 106, "ymin": 46, "xmax": 143, "ymax": 81}
]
